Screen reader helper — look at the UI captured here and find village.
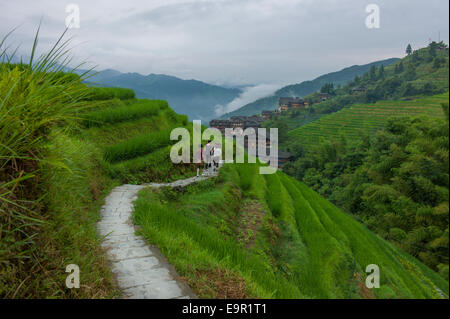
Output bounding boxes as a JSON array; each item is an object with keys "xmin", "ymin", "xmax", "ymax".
[
  {"xmin": 209, "ymin": 94, "xmax": 338, "ymax": 133},
  {"xmin": 208, "ymin": 85, "xmax": 370, "ymax": 166},
  {"xmin": 209, "ymin": 96, "xmax": 330, "ymax": 166}
]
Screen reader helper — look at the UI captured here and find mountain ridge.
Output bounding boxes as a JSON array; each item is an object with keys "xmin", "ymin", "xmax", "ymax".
[
  {"xmin": 220, "ymin": 57, "xmax": 400, "ymax": 118},
  {"xmin": 84, "ymin": 69, "xmax": 242, "ymax": 122}
]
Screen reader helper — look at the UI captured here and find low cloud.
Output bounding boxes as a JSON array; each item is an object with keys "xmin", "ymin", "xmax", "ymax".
[{"xmin": 215, "ymin": 84, "xmax": 282, "ymax": 116}]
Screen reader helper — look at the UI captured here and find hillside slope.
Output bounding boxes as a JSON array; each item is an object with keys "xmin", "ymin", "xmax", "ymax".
[
  {"xmin": 287, "ymin": 93, "xmax": 448, "ymax": 150},
  {"xmin": 271, "ymin": 44, "xmax": 449, "ymax": 280},
  {"xmin": 266, "ymin": 43, "xmax": 449, "ymax": 138},
  {"xmin": 221, "ymin": 58, "xmax": 399, "ymax": 118},
  {"xmin": 0, "ymin": 58, "xmax": 197, "ymax": 297},
  {"xmin": 133, "ymin": 162, "xmax": 448, "ymax": 299},
  {"xmin": 86, "ymin": 70, "xmax": 241, "ymax": 122}
]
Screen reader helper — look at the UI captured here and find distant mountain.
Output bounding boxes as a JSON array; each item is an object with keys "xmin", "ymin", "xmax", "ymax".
[
  {"xmin": 220, "ymin": 58, "xmax": 400, "ymax": 118},
  {"xmin": 85, "ymin": 70, "xmax": 241, "ymax": 122}
]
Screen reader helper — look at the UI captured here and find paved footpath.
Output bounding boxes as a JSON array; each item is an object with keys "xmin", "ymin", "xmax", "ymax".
[{"xmin": 98, "ymin": 173, "xmax": 216, "ymax": 299}]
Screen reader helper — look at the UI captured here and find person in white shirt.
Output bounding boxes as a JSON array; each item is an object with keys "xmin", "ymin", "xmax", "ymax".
[
  {"xmin": 213, "ymin": 143, "xmax": 222, "ymax": 171},
  {"xmin": 203, "ymin": 140, "xmax": 213, "ymax": 170},
  {"xmin": 195, "ymin": 144, "xmax": 203, "ymax": 176}
]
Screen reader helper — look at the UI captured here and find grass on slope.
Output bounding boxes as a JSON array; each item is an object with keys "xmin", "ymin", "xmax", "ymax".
[
  {"xmin": 103, "ymin": 129, "xmax": 174, "ymax": 163},
  {"xmin": 83, "ymin": 86, "xmax": 136, "ymax": 101},
  {"xmin": 31, "ymin": 96, "xmax": 195, "ymax": 297},
  {"xmin": 78, "ymin": 97, "xmax": 195, "ymax": 184},
  {"xmin": 287, "ymin": 93, "xmax": 448, "ymax": 150},
  {"xmin": 37, "ymin": 131, "xmax": 120, "ymax": 298},
  {"xmin": 133, "ymin": 162, "xmax": 449, "ymax": 299},
  {"xmin": 0, "ymin": 29, "xmax": 124, "ymax": 297},
  {"xmin": 82, "ymin": 99, "xmax": 167, "ymax": 127},
  {"xmin": 12, "ymin": 96, "xmax": 196, "ymax": 297},
  {"xmin": 1, "ymin": 41, "xmax": 196, "ymax": 296}
]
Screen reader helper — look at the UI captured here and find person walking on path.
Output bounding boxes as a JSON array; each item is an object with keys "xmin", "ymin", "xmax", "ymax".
[
  {"xmin": 194, "ymin": 144, "xmax": 203, "ymax": 177},
  {"xmin": 212, "ymin": 143, "xmax": 222, "ymax": 172},
  {"xmin": 203, "ymin": 140, "xmax": 213, "ymax": 171}
]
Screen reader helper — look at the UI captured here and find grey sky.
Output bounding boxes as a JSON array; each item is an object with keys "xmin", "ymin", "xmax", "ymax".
[{"xmin": 1, "ymin": 0, "xmax": 448, "ymax": 86}]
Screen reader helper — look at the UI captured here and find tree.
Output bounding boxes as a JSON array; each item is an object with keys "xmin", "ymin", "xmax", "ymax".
[
  {"xmin": 429, "ymin": 41, "xmax": 437, "ymax": 58},
  {"xmin": 442, "ymin": 103, "xmax": 449, "ymax": 121},
  {"xmin": 284, "ymin": 113, "xmax": 450, "ymax": 272},
  {"xmin": 378, "ymin": 65, "xmax": 385, "ymax": 79},
  {"xmin": 406, "ymin": 44, "xmax": 412, "ymax": 55},
  {"xmin": 412, "ymin": 50, "xmax": 420, "ymax": 64},
  {"xmin": 404, "ymin": 64, "xmax": 416, "ymax": 81},
  {"xmin": 433, "ymin": 57, "xmax": 444, "ymax": 69},
  {"xmin": 401, "ymin": 83, "xmax": 416, "ymax": 97},
  {"xmin": 369, "ymin": 65, "xmax": 377, "ymax": 80},
  {"xmin": 320, "ymin": 83, "xmax": 335, "ymax": 95},
  {"xmin": 398, "ymin": 61, "xmax": 404, "ymax": 73},
  {"xmin": 422, "ymin": 82, "xmax": 435, "ymax": 95},
  {"xmin": 274, "ymin": 120, "xmax": 289, "ymax": 144}
]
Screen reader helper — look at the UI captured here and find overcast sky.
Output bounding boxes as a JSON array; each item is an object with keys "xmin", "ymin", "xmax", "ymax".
[{"xmin": 1, "ymin": 0, "xmax": 448, "ymax": 86}]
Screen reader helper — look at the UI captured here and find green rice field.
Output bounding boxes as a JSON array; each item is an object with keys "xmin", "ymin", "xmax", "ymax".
[{"xmin": 288, "ymin": 93, "xmax": 449, "ymax": 149}]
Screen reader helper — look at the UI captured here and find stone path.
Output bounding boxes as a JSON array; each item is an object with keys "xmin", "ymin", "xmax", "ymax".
[{"xmin": 98, "ymin": 169, "xmax": 218, "ymax": 299}]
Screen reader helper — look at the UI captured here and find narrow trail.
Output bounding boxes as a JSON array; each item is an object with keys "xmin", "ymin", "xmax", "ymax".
[{"xmin": 98, "ymin": 171, "xmax": 217, "ymax": 299}]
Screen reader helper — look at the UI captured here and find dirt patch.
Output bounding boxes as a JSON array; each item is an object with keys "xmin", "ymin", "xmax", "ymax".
[
  {"xmin": 89, "ymin": 178, "xmax": 103, "ymax": 201},
  {"xmin": 354, "ymin": 272, "xmax": 376, "ymax": 299},
  {"xmin": 237, "ymin": 200, "xmax": 266, "ymax": 249},
  {"xmin": 182, "ymin": 267, "xmax": 249, "ymax": 299}
]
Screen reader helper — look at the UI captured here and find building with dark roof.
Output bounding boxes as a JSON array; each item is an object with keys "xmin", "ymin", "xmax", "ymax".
[
  {"xmin": 210, "ymin": 114, "xmax": 266, "ymax": 134},
  {"xmin": 261, "ymin": 110, "xmax": 274, "ymax": 120},
  {"xmin": 278, "ymin": 97, "xmax": 308, "ymax": 112},
  {"xmin": 352, "ymin": 85, "xmax": 367, "ymax": 94},
  {"xmin": 318, "ymin": 93, "xmax": 329, "ymax": 101},
  {"xmin": 277, "ymin": 150, "xmax": 293, "ymax": 166}
]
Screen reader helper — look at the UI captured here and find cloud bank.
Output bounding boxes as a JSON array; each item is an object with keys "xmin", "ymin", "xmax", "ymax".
[
  {"xmin": 0, "ymin": 0, "xmax": 448, "ymax": 85},
  {"xmin": 215, "ymin": 84, "xmax": 282, "ymax": 116}
]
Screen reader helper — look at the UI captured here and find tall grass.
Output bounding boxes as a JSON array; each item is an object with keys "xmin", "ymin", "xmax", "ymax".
[
  {"xmin": 0, "ymin": 28, "xmax": 94, "ymax": 297},
  {"xmin": 36, "ymin": 132, "xmax": 118, "ymax": 298}
]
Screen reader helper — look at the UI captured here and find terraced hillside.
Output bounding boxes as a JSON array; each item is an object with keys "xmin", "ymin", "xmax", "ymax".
[
  {"xmin": 287, "ymin": 93, "xmax": 448, "ymax": 150},
  {"xmin": 39, "ymin": 94, "xmax": 198, "ymax": 298},
  {"xmin": 78, "ymin": 97, "xmax": 195, "ymax": 184},
  {"xmin": 0, "ymin": 60, "xmax": 197, "ymax": 297},
  {"xmin": 133, "ymin": 162, "xmax": 449, "ymax": 298}
]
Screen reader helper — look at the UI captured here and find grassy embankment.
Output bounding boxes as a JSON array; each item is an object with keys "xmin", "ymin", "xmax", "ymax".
[
  {"xmin": 133, "ymin": 161, "xmax": 449, "ymax": 299},
  {"xmin": 0, "ymin": 32, "xmax": 195, "ymax": 297}
]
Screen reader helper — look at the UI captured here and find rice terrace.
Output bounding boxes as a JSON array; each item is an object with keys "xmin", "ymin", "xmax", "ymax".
[
  {"xmin": 288, "ymin": 93, "xmax": 449, "ymax": 149},
  {"xmin": 0, "ymin": 1, "xmax": 449, "ymax": 314}
]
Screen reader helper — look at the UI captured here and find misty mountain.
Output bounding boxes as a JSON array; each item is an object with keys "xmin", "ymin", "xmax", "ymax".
[
  {"xmin": 84, "ymin": 70, "xmax": 241, "ymax": 122},
  {"xmin": 220, "ymin": 58, "xmax": 400, "ymax": 118}
]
